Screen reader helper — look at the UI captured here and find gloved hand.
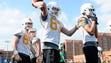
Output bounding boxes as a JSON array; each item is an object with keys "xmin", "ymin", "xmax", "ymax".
[{"xmin": 90, "ymin": 13, "xmax": 98, "ymax": 24}]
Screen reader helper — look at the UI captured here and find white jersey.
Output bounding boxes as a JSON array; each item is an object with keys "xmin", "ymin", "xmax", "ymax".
[
  {"xmin": 30, "ymin": 37, "xmax": 39, "ymax": 58},
  {"xmin": 40, "ymin": 14, "xmax": 63, "ymax": 45},
  {"xmin": 80, "ymin": 16, "xmax": 96, "ymax": 44},
  {"xmin": 32, "ymin": 37, "xmax": 39, "ymax": 53},
  {"xmin": 14, "ymin": 29, "xmax": 31, "ymax": 56},
  {"xmin": 82, "ymin": 27, "xmax": 96, "ymax": 44}
]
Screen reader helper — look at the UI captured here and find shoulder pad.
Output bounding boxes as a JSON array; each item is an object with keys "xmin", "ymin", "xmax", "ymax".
[
  {"xmin": 78, "ymin": 17, "xmax": 86, "ymax": 22},
  {"xmin": 14, "ymin": 29, "xmax": 23, "ymax": 38},
  {"xmin": 78, "ymin": 17, "xmax": 88, "ymax": 27}
]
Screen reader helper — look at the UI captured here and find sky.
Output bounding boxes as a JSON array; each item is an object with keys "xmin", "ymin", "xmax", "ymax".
[{"xmin": 0, "ymin": 0, "xmax": 111, "ymax": 51}]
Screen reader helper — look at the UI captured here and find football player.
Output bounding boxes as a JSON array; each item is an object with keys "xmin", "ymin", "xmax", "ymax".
[
  {"xmin": 29, "ymin": 28, "xmax": 42, "ymax": 63},
  {"xmin": 78, "ymin": 3, "xmax": 99, "ymax": 63},
  {"xmin": 32, "ymin": 1, "xmax": 78, "ymax": 63},
  {"xmin": 12, "ymin": 18, "xmax": 33, "ymax": 63}
]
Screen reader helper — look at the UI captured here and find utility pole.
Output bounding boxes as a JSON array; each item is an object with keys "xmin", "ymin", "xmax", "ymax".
[
  {"xmin": 5, "ymin": 40, "xmax": 10, "ymax": 63},
  {"xmin": 5, "ymin": 41, "xmax": 10, "ymax": 51},
  {"xmin": 72, "ymin": 41, "xmax": 75, "ymax": 63},
  {"xmin": 110, "ymin": 25, "xmax": 111, "ymax": 31}
]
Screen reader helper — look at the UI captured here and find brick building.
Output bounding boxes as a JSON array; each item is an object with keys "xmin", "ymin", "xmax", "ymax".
[
  {"xmin": 64, "ymin": 40, "xmax": 83, "ymax": 59},
  {"xmin": 98, "ymin": 33, "xmax": 111, "ymax": 51},
  {"xmin": 64, "ymin": 32, "xmax": 111, "ymax": 62}
]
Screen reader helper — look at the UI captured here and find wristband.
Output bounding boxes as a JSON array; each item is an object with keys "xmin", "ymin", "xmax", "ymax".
[
  {"xmin": 97, "ymin": 42, "xmax": 99, "ymax": 45},
  {"xmin": 35, "ymin": 54, "xmax": 38, "ymax": 57},
  {"xmin": 13, "ymin": 50, "xmax": 18, "ymax": 55}
]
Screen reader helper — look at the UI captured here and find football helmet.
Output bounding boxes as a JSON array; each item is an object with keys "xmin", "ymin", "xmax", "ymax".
[
  {"xmin": 22, "ymin": 18, "xmax": 33, "ymax": 30},
  {"xmin": 29, "ymin": 28, "xmax": 36, "ymax": 38},
  {"xmin": 80, "ymin": 3, "xmax": 95, "ymax": 16},
  {"xmin": 98, "ymin": 46, "xmax": 103, "ymax": 52},
  {"xmin": 47, "ymin": 1, "xmax": 60, "ymax": 16}
]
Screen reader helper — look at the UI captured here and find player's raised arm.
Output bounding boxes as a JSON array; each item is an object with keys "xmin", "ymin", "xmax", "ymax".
[{"xmin": 32, "ymin": 0, "xmax": 48, "ymax": 16}]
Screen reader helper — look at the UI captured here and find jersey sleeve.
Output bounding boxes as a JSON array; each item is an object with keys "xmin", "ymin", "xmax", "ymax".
[
  {"xmin": 77, "ymin": 17, "xmax": 88, "ymax": 27},
  {"xmin": 14, "ymin": 30, "xmax": 22, "ymax": 39},
  {"xmin": 32, "ymin": 38, "xmax": 40, "ymax": 44}
]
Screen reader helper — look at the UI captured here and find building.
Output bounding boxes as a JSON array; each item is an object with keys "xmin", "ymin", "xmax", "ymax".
[
  {"xmin": 64, "ymin": 40, "xmax": 83, "ymax": 59},
  {"xmin": 0, "ymin": 49, "xmax": 13, "ymax": 63},
  {"xmin": 64, "ymin": 32, "xmax": 111, "ymax": 62},
  {"xmin": 73, "ymin": 51, "xmax": 111, "ymax": 63},
  {"xmin": 98, "ymin": 33, "xmax": 111, "ymax": 51}
]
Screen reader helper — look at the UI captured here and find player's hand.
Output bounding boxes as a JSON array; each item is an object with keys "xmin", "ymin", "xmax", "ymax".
[
  {"xmin": 16, "ymin": 54, "xmax": 22, "ymax": 61},
  {"xmin": 37, "ymin": 53, "xmax": 42, "ymax": 62},
  {"xmin": 38, "ymin": 53, "xmax": 42, "ymax": 58},
  {"xmin": 90, "ymin": 13, "xmax": 98, "ymax": 24},
  {"xmin": 12, "ymin": 50, "xmax": 22, "ymax": 61},
  {"xmin": 32, "ymin": 0, "xmax": 45, "ymax": 8},
  {"xmin": 11, "ymin": 54, "xmax": 22, "ymax": 61},
  {"xmin": 75, "ymin": 25, "xmax": 79, "ymax": 30}
]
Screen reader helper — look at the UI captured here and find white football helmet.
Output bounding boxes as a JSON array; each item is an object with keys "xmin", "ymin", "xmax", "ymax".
[
  {"xmin": 47, "ymin": 1, "xmax": 60, "ymax": 16},
  {"xmin": 80, "ymin": 3, "xmax": 95, "ymax": 16},
  {"xmin": 22, "ymin": 18, "xmax": 33, "ymax": 30},
  {"xmin": 29, "ymin": 28, "xmax": 37, "ymax": 38},
  {"xmin": 97, "ymin": 46, "xmax": 102, "ymax": 52}
]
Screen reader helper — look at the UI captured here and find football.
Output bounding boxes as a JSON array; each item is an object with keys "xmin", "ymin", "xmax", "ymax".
[{"xmin": 33, "ymin": 0, "xmax": 43, "ymax": 2}]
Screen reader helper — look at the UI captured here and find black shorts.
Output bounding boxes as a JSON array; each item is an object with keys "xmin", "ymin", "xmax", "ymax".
[
  {"xmin": 12, "ymin": 53, "xmax": 31, "ymax": 63},
  {"xmin": 31, "ymin": 57, "xmax": 37, "ymax": 63},
  {"xmin": 42, "ymin": 49, "xmax": 60, "ymax": 63},
  {"xmin": 83, "ymin": 46, "xmax": 98, "ymax": 63}
]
